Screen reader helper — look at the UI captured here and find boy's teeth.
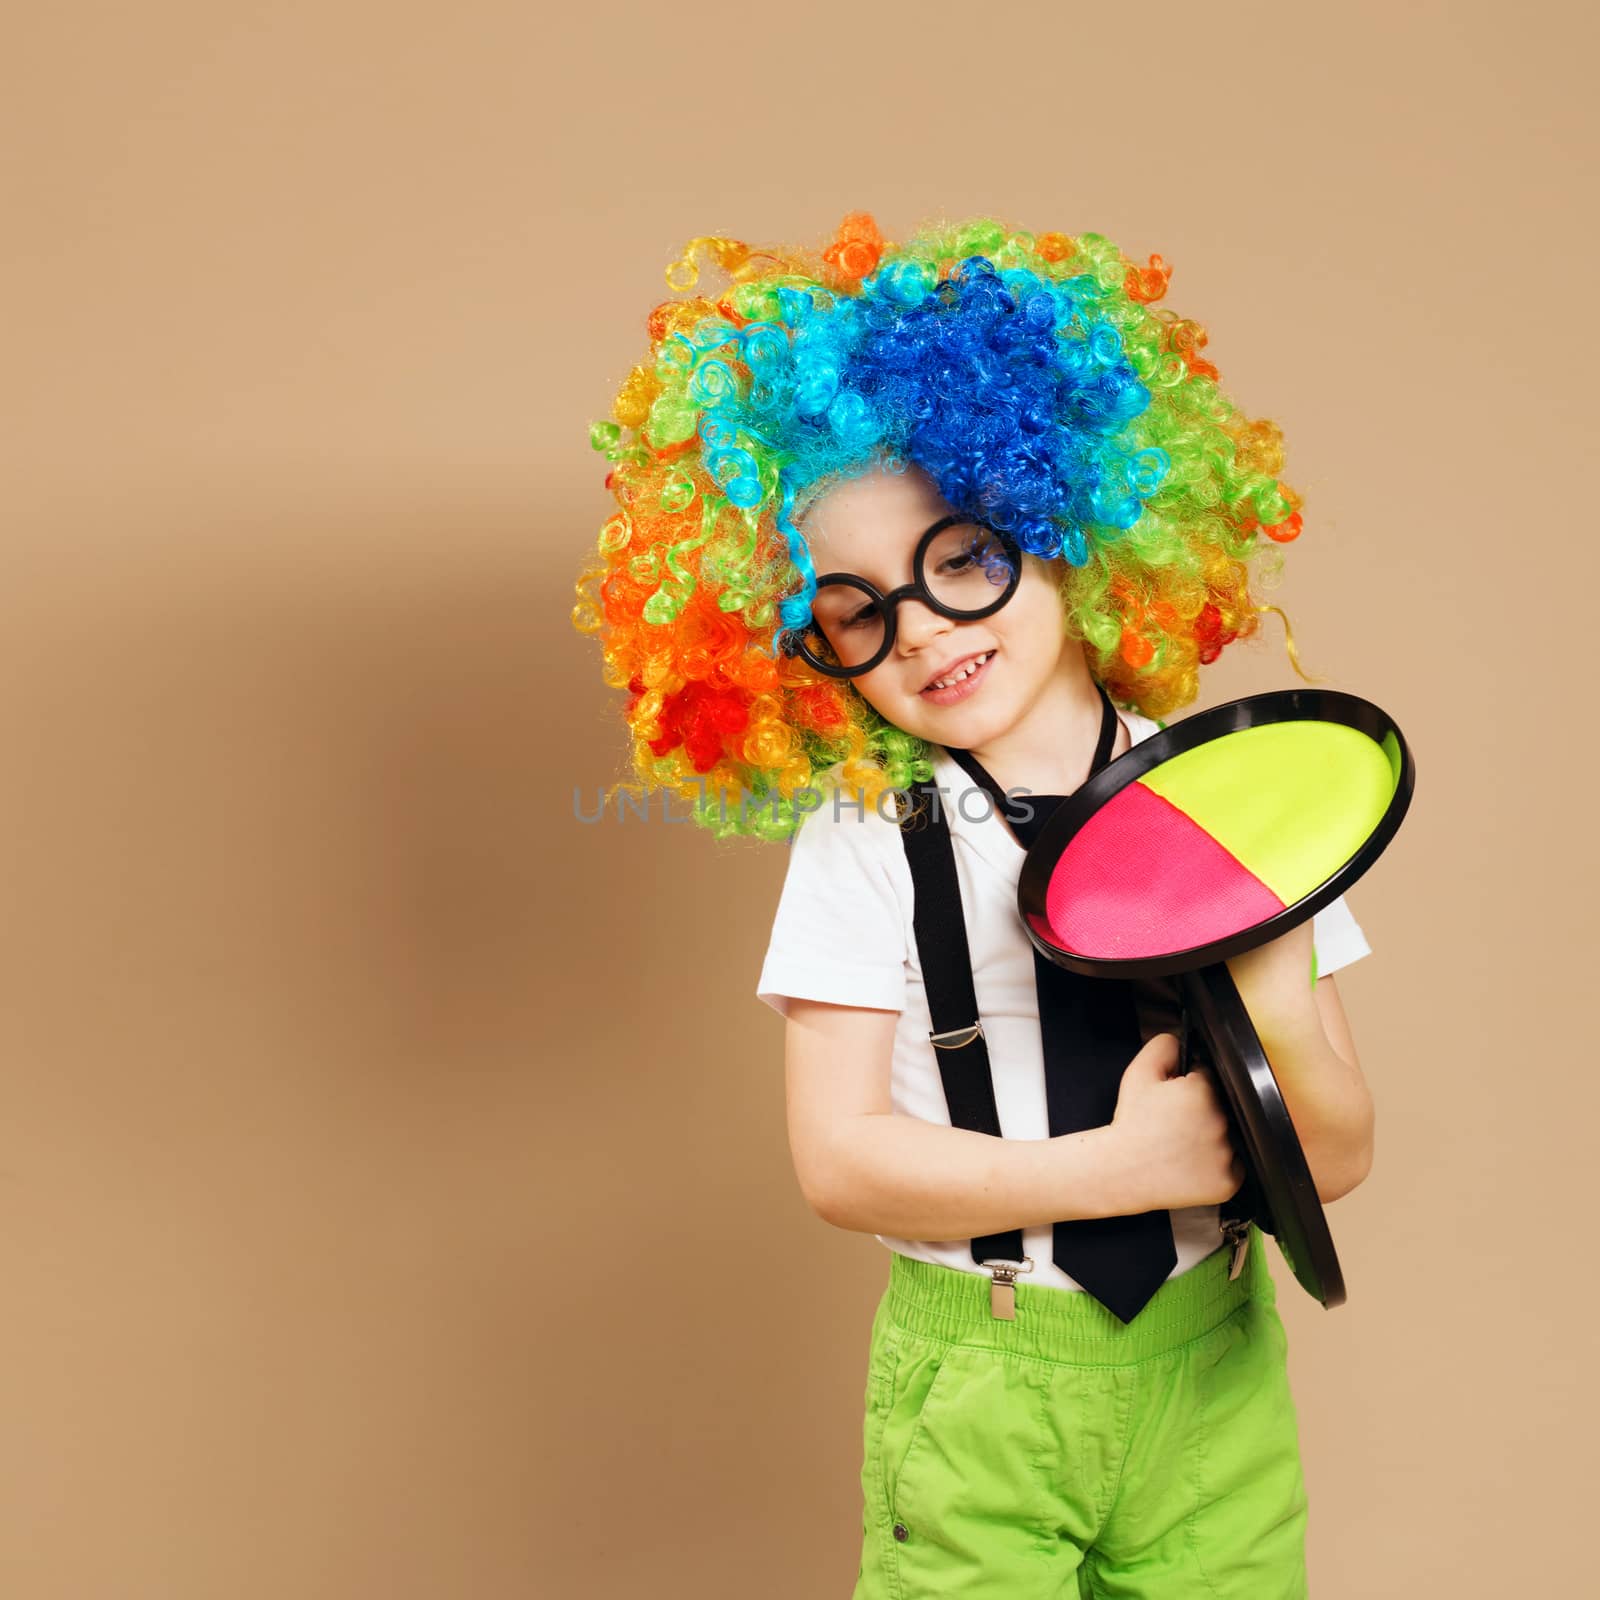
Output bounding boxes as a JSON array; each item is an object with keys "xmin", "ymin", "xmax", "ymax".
[{"xmin": 930, "ymin": 652, "xmax": 990, "ymax": 690}]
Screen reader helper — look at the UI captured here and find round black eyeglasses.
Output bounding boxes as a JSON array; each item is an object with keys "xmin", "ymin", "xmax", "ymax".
[{"xmin": 779, "ymin": 515, "xmax": 1023, "ymax": 680}]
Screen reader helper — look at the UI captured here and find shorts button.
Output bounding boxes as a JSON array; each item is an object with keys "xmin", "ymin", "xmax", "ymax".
[{"xmin": 892, "ymin": 1522, "xmax": 908, "ymax": 1542}]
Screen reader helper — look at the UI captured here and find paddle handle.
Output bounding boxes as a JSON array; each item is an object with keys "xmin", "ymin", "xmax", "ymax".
[{"xmin": 1178, "ymin": 962, "xmax": 1346, "ymax": 1309}]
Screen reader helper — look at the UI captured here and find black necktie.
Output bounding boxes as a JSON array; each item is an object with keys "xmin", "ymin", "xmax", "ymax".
[{"xmin": 947, "ymin": 683, "xmax": 1178, "ymax": 1323}]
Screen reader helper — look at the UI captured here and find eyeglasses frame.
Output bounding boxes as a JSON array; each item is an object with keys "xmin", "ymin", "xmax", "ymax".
[{"xmin": 779, "ymin": 514, "xmax": 1024, "ymax": 680}]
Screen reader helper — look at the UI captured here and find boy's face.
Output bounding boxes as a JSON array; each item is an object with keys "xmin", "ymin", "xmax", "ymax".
[{"xmin": 795, "ymin": 462, "xmax": 1078, "ymax": 751}]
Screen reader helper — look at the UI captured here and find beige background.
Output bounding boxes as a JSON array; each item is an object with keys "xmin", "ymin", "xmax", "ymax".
[{"xmin": 4, "ymin": 3, "xmax": 1594, "ymax": 1595}]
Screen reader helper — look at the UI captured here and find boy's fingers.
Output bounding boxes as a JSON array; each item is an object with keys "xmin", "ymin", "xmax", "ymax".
[{"xmin": 1131, "ymin": 1031, "xmax": 1182, "ymax": 1080}]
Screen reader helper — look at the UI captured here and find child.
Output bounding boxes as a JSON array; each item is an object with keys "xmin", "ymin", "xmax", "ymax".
[{"xmin": 573, "ymin": 212, "xmax": 1376, "ymax": 1598}]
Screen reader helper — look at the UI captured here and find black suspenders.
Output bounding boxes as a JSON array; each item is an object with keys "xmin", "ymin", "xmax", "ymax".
[
  {"xmin": 898, "ymin": 791, "xmax": 1025, "ymax": 1270},
  {"xmin": 895, "ymin": 689, "xmax": 1121, "ymax": 1275}
]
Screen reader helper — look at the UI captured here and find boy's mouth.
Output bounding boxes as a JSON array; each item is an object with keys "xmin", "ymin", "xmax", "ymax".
[{"xmin": 920, "ymin": 649, "xmax": 996, "ymax": 703}]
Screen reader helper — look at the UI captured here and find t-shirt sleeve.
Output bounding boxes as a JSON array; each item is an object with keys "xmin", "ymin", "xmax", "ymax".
[
  {"xmin": 756, "ymin": 801, "xmax": 909, "ymax": 1020},
  {"xmin": 1311, "ymin": 893, "xmax": 1372, "ymax": 982}
]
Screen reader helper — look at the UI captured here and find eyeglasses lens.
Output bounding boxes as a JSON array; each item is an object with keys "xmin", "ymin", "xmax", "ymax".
[
  {"xmin": 921, "ymin": 521, "xmax": 1016, "ymax": 613},
  {"xmin": 800, "ymin": 587, "xmax": 879, "ymax": 671}
]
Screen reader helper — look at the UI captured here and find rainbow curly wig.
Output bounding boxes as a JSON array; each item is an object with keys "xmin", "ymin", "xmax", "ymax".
[{"xmin": 572, "ymin": 212, "xmax": 1312, "ymax": 841}]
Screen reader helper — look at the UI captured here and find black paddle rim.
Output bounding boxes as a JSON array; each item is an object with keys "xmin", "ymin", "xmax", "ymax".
[
  {"xmin": 1018, "ymin": 689, "xmax": 1415, "ymax": 980},
  {"xmin": 1181, "ymin": 963, "xmax": 1346, "ymax": 1307}
]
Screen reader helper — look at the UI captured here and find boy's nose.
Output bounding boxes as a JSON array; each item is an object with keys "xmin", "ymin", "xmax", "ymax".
[{"xmin": 895, "ymin": 597, "xmax": 954, "ymax": 657}]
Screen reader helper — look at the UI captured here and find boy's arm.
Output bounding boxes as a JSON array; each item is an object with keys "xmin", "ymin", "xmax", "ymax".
[
  {"xmin": 783, "ymin": 997, "xmax": 1238, "ymax": 1239},
  {"xmin": 1225, "ymin": 918, "xmax": 1375, "ymax": 1203}
]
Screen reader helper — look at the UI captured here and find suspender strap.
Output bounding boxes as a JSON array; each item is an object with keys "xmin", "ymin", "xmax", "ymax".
[{"xmin": 898, "ymin": 785, "xmax": 1025, "ymax": 1267}]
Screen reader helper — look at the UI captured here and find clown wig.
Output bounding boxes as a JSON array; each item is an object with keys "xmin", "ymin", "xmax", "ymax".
[{"xmin": 572, "ymin": 213, "xmax": 1312, "ymax": 841}]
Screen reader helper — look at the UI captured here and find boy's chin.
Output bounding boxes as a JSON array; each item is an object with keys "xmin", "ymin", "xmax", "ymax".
[{"xmin": 894, "ymin": 701, "xmax": 1007, "ymax": 749}]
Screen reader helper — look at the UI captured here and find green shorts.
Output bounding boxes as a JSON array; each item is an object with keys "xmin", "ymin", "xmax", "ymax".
[{"xmin": 852, "ymin": 1224, "xmax": 1308, "ymax": 1599}]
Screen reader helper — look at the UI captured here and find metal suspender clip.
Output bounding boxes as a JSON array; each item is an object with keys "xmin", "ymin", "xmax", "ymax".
[
  {"xmin": 928, "ymin": 1022, "xmax": 985, "ymax": 1050},
  {"xmin": 1221, "ymin": 1215, "xmax": 1252, "ymax": 1281},
  {"xmin": 978, "ymin": 1257, "xmax": 1033, "ymax": 1320}
]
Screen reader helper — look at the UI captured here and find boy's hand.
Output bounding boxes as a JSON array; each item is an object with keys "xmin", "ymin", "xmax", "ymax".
[{"xmin": 1105, "ymin": 1033, "xmax": 1244, "ymax": 1213}]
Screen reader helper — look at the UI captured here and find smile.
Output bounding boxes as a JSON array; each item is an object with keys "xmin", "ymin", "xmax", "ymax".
[{"xmin": 921, "ymin": 650, "xmax": 995, "ymax": 702}]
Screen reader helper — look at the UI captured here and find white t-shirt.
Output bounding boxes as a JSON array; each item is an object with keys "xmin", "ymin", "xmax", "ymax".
[{"xmin": 756, "ymin": 704, "xmax": 1373, "ymax": 1292}]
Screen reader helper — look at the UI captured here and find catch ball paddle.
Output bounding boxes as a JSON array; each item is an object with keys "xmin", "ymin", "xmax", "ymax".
[{"xmin": 1017, "ymin": 690, "xmax": 1415, "ymax": 1306}]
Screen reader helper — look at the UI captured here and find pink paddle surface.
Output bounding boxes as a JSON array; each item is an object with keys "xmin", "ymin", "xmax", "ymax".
[{"xmin": 1043, "ymin": 781, "xmax": 1286, "ymax": 959}]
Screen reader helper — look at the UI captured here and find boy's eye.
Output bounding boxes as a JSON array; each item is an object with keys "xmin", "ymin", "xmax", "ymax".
[{"xmin": 841, "ymin": 603, "xmax": 876, "ymax": 629}]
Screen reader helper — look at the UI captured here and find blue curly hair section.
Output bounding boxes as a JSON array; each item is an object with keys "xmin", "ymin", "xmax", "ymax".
[{"xmin": 682, "ymin": 253, "xmax": 1172, "ymax": 651}]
